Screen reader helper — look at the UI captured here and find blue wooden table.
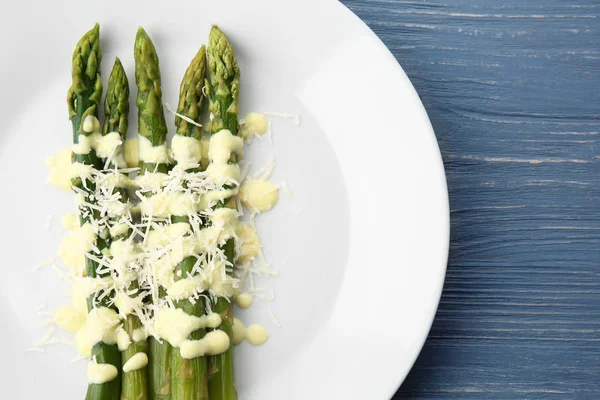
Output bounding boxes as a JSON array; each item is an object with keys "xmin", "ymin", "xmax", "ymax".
[{"xmin": 340, "ymin": 0, "xmax": 600, "ymax": 398}]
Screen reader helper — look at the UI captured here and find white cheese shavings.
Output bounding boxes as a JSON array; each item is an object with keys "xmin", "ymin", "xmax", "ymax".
[
  {"xmin": 45, "ymin": 214, "xmax": 53, "ymax": 230},
  {"xmin": 164, "ymin": 102, "xmax": 203, "ymax": 129},
  {"xmin": 34, "ymin": 327, "xmax": 56, "ymax": 347},
  {"xmin": 281, "ymin": 181, "xmax": 293, "ymax": 198},
  {"xmin": 263, "ymin": 111, "xmax": 301, "ymax": 126},
  {"xmin": 46, "ymin": 115, "xmax": 288, "ymax": 357},
  {"xmin": 268, "ymin": 308, "xmax": 281, "ymax": 328},
  {"xmin": 34, "ymin": 257, "xmax": 56, "ymax": 272}
]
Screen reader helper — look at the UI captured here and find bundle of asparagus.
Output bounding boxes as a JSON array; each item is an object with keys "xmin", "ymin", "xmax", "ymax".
[{"xmin": 64, "ymin": 23, "xmax": 251, "ymax": 400}]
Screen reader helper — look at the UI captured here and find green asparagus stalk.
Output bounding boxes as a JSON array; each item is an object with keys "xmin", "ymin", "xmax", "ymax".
[
  {"xmin": 171, "ymin": 46, "xmax": 209, "ymax": 400},
  {"xmin": 206, "ymin": 27, "xmax": 239, "ymax": 136},
  {"xmin": 67, "ymin": 24, "xmax": 122, "ymax": 400},
  {"xmin": 103, "ymin": 58, "xmax": 149, "ymax": 400},
  {"xmin": 135, "ymin": 27, "xmax": 169, "ymax": 175},
  {"xmin": 121, "ymin": 315, "xmax": 150, "ymax": 400},
  {"xmin": 134, "ymin": 27, "xmax": 171, "ymax": 400},
  {"xmin": 206, "ymin": 26, "xmax": 240, "ymax": 400},
  {"xmin": 68, "ymin": 23, "xmax": 103, "ymax": 155},
  {"xmin": 102, "ymin": 57, "xmax": 129, "ymax": 137},
  {"xmin": 175, "ymin": 46, "xmax": 206, "ymax": 140},
  {"xmin": 68, "ymin": 23, "xmax": 102, "ymax": 185}
]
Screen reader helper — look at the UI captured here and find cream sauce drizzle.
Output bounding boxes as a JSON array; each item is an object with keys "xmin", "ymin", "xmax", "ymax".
[
  {"xmin": 58, "ymin": 223, "xmax": 96, "ymax": 277},
  {"xmin": 180, "ymin": 330, "xmax": 231, "ymax": 359},
  {"xmin": 122, "ymin": 352, "xmax": 148, "ymax": 373},
  {"xmin": 47, "ymin": 118, "xmax": 283, "ymax": 360},
  {"xmin": 245, "ymin": 324, "xmax": 269, "ymax": 346},
  {"xmin": 240, "ymin": 112, "xmax": 269, "ymax": 141},
  {"xmin": 46, "ymin": 148, "xmax": 73, "ymax": 191},
  {"xmin": 240, "ymin": 178, "xmax": 279, "ymax": 213},
  {"xmin": 75, "ymin": 307, "xmax": 130, "ymax": 358},
  {"xmin": 235, "ymin": 293, "xmax": 253, "ymax": 309},
  {"xmin": 87, "ymin": 361, "xmax": 118, "ymax": 384},
  {"xmin": 138, "ymin": 135, "xmax": 169, "ymax": 164},
  {"xmin": 124, "ymin": 137, "xmax": 139, "ymax": 168},
  {"xmin": 232, "ymin": 318, "xmax": 246, "ymax": 345},
  {"xmin": 153, "ymin": 308, "xmax": 222, "ymax": 348}
]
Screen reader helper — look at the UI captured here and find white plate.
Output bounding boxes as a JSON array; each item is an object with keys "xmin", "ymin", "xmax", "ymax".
[{"xmin": 0, "ymin": 0, "xmax": 449, "ymax": 399}]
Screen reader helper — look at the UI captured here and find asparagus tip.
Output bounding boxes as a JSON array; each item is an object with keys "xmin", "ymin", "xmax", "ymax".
[{"xmin": 136, "ymin": 26, "xmax": 148, "ymax": 40}]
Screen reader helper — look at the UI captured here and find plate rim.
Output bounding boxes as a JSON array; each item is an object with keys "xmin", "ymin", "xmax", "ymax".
[{"xmin": 335, "ymin": 1, "xmax": 450, "ymax": 395}]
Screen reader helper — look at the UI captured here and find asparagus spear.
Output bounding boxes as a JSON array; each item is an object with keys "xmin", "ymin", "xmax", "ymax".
[
  {"xmin": 171, "ymin": 46, "xmax": 210, "ymax": 400},
  {"xmin": 205, "ymin": 26, "xmax": 240, "ymax": 400},
  {"xmin": 134, "ymin": 27, "xmax": 171, "ymax": 400},
  {"xmin": 174, "ymin": 46, "xmax": 206, "ymax": 140},
  {"xmin": 103, "ymin": 58, "xmax": 149, "ymax": 400},
  {"xmin": 68, "ymin": 23, "xmax": 103, "ymax": 156},
  {"xmin": 67, "ymin": 24, "xmax": 122, "ymax": 400},
  {"xmin": 135, "ymin": 27, "xmax": 169, "ymax": 175}
]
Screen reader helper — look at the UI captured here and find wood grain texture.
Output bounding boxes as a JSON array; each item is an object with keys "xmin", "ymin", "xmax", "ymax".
[{"xmin": 340, "ymin": 0, "xmax": 600, "ymax": 398}]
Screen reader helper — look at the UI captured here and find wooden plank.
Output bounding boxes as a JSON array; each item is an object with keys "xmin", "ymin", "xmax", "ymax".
[{"xmin": 341, "ymin": 0, "xmax": 600, "ymax": 397}]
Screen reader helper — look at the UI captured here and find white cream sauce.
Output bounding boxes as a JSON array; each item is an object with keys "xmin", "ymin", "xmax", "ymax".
[
  {"xmin": 87, "ymin": 361, "xmax": 118, "ymax": 384},
  {"xmin": 122, "ymin": 352, "xmax": 148, "ymax": 373},
  {"xmin": 240, "ymin": 178, "xmax": 279, "ymax": 213}
]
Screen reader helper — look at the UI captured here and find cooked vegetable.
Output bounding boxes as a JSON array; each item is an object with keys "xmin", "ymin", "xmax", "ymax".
[
  {"xmin": 68, "ymin": 23, "xmax": 103, "ymax": 156},
  {"xmin": 134, "ymin": 27, "xmax": 171, "ymax": 400},
  {"xmin": 67, "ymin": 23, "xmax": 122, "ymax": 400},
  {"xmin": 170, "ymin": 45, "xmax": 210, "ymax": 400},
  {"xmin": 103, "ymin": 57, "xmax": 149, "ymax": 400},
  {"xmin": 135, "ymin": 26, "xmax": 169, "ymax": 174},
  {"xmin": 206, "ymin": 25, "xmax": 240, "ymax": 400}
]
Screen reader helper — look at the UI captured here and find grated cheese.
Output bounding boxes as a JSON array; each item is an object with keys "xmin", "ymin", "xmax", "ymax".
[
  {"xmin": 268, "ymin": 308, "xmax": 281, "ymax": 328},
  {"xmin": 263, "ymin": 111, "xmax": 301, "ymax": 126},
  {"xmin": 47, "ymin": 120, "xmax": 287, "ymax": 360},
  {"xmin": 281, "ymin": 181, "xmax": 293, "ymax": 198},
  {"xmin": 34, "ymin": 257, "xmax": 56, "ymax": 271}
]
